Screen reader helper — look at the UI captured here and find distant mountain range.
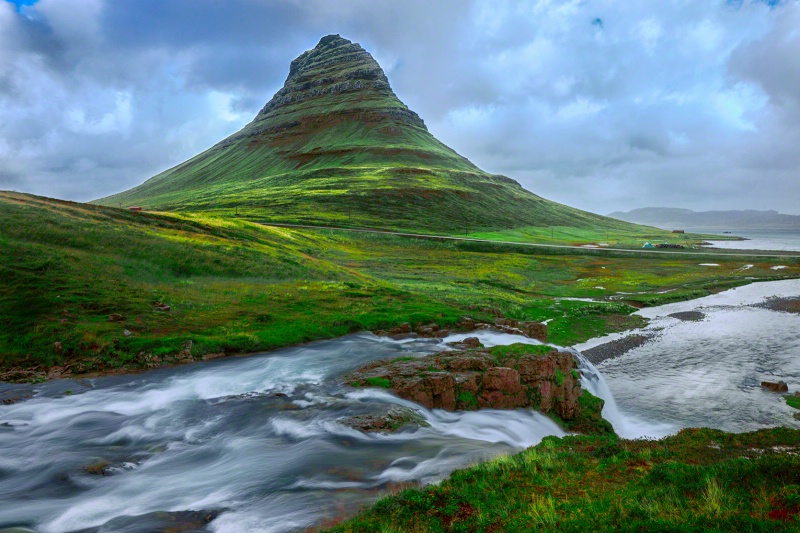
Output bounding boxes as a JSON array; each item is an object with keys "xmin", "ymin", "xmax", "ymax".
[{"xmin": 608, "ymin": 207, "xmax": 800, "ymax": 230}]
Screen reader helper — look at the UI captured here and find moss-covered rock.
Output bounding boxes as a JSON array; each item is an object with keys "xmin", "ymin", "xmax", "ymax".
[
  {"xmin": 346, "ymin": 343, "xmax": 604, "ymax": 433},
  {"xmin": 338, "ymin": 406, "xmax": 429, "ymax": 434}
]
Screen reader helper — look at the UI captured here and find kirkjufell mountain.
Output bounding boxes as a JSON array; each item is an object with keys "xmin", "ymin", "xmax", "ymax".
[{"xmin": 98, "ymin": 35, "xmax": 636, "ymax": 233}]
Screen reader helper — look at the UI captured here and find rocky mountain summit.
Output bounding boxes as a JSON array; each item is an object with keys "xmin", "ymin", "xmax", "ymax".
[
  {"xmin": 257, "ymin": 34, "xmax": 426, "ymax": 128},
  {"xmin": 221, "ymin": 34, "xmax": 432, "ymax": 151}
]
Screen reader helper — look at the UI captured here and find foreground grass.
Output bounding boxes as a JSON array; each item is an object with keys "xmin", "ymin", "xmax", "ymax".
[
  {"xmin": 325, "ymin": 427, "xmax": 800, "ymax": 532},
  {"xmin": 1, "ymin": 191, "xmax": 797, "ymax": 379}
]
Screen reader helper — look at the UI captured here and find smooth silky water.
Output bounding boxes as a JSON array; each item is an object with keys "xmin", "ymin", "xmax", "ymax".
[
  {"xmin": 579, "ymin": 278, "xmax": 800, "ymax": 436},
  {"xmin": 0, "ymin": 332, "xmax": 570, "ymax": 533},
  {"xmin": 1, "ymin": 279, "xmax": 798, "ymax": 532}
]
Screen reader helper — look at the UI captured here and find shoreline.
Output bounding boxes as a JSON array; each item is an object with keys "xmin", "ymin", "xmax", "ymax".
[{"xmin": 0, "ymin": 319, "xmax": 545, "ymax": 404}]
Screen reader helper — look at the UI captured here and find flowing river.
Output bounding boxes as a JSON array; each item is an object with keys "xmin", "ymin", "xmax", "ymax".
[{"xmin": 1, "ymin": 279, "xmax": 799, "ymax": 532}]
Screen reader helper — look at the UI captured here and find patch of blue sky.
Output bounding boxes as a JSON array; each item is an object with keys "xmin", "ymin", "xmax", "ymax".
[
  {"xmin": 5, "ymin": 0, "xmax": 37, "ymax": 11},
  {"xmin": 727, "ymin": 0, "xmax": 785, "ymax": 8}
]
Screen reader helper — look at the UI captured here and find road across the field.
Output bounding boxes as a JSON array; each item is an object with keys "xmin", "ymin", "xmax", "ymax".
[{"xmin": 257, "ymin": 222, "xmax": 800, "ymax": 259}]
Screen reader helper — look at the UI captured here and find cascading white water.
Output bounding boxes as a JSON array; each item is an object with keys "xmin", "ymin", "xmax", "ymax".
[
  {"xmin": 579, "ymin": 278, "xmax": 800, "ymax": 435},
  {"xmin": 570, "ymin": 349, "xmax": 677, "ymax": 438},
  {"xmin": 2, "ymin": 278, "xmax": 797, "ymax": 532},
  {"xmin": 0, "ymin": 332, "xmax": 569, "ymax": 533}
]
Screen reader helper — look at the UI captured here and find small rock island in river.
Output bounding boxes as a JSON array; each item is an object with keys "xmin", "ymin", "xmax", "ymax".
[{"xmin": 345, "ymin": 338, "xmax": 612, "ymax": 435}]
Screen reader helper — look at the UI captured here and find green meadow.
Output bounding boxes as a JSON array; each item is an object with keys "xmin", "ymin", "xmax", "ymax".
[{"xmin": 1, "ymin": 190, "xmax": 796, "ymax": 380}]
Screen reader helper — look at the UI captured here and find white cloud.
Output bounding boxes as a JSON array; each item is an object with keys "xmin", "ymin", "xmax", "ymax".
[
  {"xmin": 0, "ymin": 0, "xmax": 798, "ymax": 215},
  {"xmin": 66, "ymin": 92, "xmax": 132, "ymax": 135}
]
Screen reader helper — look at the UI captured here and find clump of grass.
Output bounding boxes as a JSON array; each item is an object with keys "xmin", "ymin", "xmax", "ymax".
[
  {"xmin": 458, "ymin": 391, "xmax": 478, "ymax": 409},
  {"xmin": 528, "ymin": 494, "xmax": 557, "ymax": 526},
  {"xmin": 786, "ymin": 395, "xmax": 800, "ymax": 410},
  {"xmin": 489, "ymin": 343, "xmax": 552, "ymax": 365},
  {"xmin": 365, "ymin": 377, "xmax": 392, "ymax": 388},
  {"xmin": 701, "ymin": 477, "xmax": 725, "ymax": 517}
]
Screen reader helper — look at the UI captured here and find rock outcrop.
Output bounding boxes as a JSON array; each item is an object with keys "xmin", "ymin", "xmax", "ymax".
[
  {"xmin": 346, "ymin": 342, "xmax": 584, "ymax": 421},
  {"xmin": 338, "ymin": 406, "xmax": 430, "ymax": 434},
  {"xmin": 762, "ymin": 380, "xmax": 789, "ymax": 393},
  {"xmin": 255, "ymin": 34, "xmax": 426, "ymax": 129}
]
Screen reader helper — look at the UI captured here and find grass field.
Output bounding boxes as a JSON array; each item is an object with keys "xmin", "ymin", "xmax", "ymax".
[
  {"xmin": 325, "ymin": 427, "xmax": 800, "ymax": 532},
  {"xmin": 2, "ymin": 191, "xmax": 797, "ymax": 381}
]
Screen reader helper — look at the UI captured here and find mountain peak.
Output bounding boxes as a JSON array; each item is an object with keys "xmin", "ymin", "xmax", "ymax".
[
  {"xmin": 316, "ymin": 33, "xmax": 351, "ymax": 49},
  {"xmin": 257, "ymin": 34, "xmax": 409, "ymax": 124},
  {"xmin": 97, "ymin": 35, "xmax": 632, "ymax": 236}
]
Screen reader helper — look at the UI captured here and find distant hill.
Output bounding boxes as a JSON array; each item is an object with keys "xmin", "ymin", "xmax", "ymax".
[
  {"xmin": 96, "ymin": 35, "xmax": 643, "ymax": 235},
  {"xmin": 608, "ymin": 207, "xmax": 800, "ymax": 231}
]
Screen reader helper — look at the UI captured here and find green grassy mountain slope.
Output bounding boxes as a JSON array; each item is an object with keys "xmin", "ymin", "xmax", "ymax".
[{"xmin": 96, "ymin": 35, "xmax": 645, "ymax": 234}]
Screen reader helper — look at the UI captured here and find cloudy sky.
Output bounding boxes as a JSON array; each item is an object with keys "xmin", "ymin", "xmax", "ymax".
[{"xmin": 1, "ymin": 0, "xmax": 798, "ymax": 215}]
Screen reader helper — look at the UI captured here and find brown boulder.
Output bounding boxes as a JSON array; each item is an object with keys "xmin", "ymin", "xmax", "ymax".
[
  {"xmin": 417, "ymin": 323, "xmax": 439, "ymax": 336},
  {"xmin": 554, "ymin": 377, "xmax": 583, "ymax": 419},
  {"xmin": 520, "ymin": 321, "xmax": 548, "ymax": 342},
  {"xmin": 495, "ymin": 317, "xmax": 520, "ymax": 328},
  {"xmin": 393, "ymin": 376, "xmax": 431, "ymax": 407},
  {"xmin": 462, "ymin": 337, "xmax": 482, "ymax": 348},
  {"xmin": 454, "ymin": 373, "xmax": 480, "ymax": 394},
  {"xmin": 345, "ymin": 343, "xmax": 589, "ymax": 423},
  {"xmin": 761, "ymin": 381, "xmax": 789, "ymax": 392},
  {"xmin": 537, "ymin": 380, "xmax": 555, "ymax": 412},
  {"xmin": 424, "ymin": 373, "xmax": 456, "ymax": 410},
  {"xmin": 388, "ymin": 322, "xmax": 412, "ymax": 338},
  {"xmin": 457, "ymin": 316, "xmax": 476, "ymax": 329},
  {"xmin": 339, "ymin": 407, "xmax": 429, "ymax": 433}
]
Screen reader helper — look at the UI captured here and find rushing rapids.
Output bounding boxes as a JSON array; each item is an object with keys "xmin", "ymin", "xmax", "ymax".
[{"xmin": 1, "ymin": 279, "xmax": 799, "ymax": 532}]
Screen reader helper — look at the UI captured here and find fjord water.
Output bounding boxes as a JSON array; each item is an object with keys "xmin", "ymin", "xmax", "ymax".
[
  {"xmin": 702, "ymin": 228, "xmax": 800, "ymax": 252},
  {"xmin": 1, "ymin": 280, "xmax": 798, "ymax": 532},
  {"xmin": 0, "ymin": 332, "xmax": 567, "ymax": 533}
]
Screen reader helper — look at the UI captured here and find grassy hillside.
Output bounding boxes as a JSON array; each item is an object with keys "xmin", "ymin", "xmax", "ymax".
[
  {"xmin": 2, "ymin": 191, "xmax": 796, "ymax": 381},
  {"xmin": 326, "ymin": 427, "xmax": 800, "ymax": 532},
  {"xmin": 95, "ymin": 35, "xmax": 652, "ymax": 236}
]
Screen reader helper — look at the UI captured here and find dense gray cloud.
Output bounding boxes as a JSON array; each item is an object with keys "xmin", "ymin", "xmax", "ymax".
[{"xmin": 0, "ymin": 0, "xmax": 798, "ymax": 214}]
